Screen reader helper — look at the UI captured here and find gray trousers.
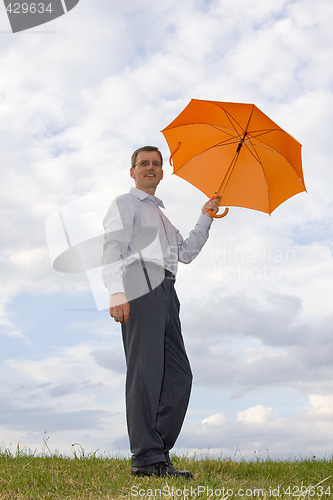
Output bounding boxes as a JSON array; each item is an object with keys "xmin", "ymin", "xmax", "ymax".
[{"xmin": 121, "ymin": 266, "xmax": 192, "ymax": 467}]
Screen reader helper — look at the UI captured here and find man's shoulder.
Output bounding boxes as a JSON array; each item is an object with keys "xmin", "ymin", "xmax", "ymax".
[
  {"xmin": 114, "ymin": 191, "xmax": 140, "ymax": 207},
  {"xmin": 115, "ymin": 192, "xmax": 133, "ymax": 202},
  {"xmin": 103, "ymin": 192, "xmax": 140, "ymax": 227},
  {"xmin": 111, "ymin": 191, "xmax": 143, "ymax": 220}
]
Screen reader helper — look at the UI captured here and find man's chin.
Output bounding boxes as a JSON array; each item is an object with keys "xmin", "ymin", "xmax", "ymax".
[{"xmin": 141, "ymin": 181, "xmax": 160, "ymax": 190}]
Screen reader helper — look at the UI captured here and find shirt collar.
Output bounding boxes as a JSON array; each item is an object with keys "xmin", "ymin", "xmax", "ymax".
[{"xmin": 130, "ymin": 187, "xmax": 165, "ymax": 208}]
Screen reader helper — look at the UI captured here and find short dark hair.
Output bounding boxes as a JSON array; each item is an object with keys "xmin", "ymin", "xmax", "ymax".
[{"xmin": 131, "ymin": 146, "xmax": 163, "ymax": 168}]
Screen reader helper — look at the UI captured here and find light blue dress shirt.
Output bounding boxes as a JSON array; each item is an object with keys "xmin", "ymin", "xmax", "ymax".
[{"xmin": 102, "ymin": 187, "xmax": 213, "ymax": 296}]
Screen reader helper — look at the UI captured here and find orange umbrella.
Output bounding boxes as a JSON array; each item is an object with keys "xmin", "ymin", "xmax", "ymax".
[{"xmin": 161, "ymin": 99, "xmax": 306, "ymax": 218}]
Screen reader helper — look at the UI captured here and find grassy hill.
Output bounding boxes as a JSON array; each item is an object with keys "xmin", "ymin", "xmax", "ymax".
[{"xmin": 0, "ymin": 448, "xmax": 332, "ymax": 499}]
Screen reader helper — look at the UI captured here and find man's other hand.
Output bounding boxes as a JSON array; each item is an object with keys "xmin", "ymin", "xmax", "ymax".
[{"xmin": 109, "ymin": 293, "xmax": 130, "ymax": 324}]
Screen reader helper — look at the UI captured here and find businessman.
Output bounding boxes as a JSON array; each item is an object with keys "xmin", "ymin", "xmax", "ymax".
[{"xmin": 102, "ymin": 146, "xmax": 220, "ymax": 477}]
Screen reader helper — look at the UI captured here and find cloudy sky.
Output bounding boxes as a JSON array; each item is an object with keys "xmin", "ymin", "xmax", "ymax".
[{"xmin": 1, "ymin": 0, "xmax": 333, "ymax": 460}]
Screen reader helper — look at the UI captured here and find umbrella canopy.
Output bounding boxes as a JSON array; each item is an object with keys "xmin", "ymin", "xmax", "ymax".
[{"xmin": 161, "ymin": 99, "xmax": 306, "ymax": 217}]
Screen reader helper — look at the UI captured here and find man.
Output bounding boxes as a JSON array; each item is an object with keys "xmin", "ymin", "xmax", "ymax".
[{"xmin": 102, "ymin": 146, "xmax": 220, "ymax": 478}]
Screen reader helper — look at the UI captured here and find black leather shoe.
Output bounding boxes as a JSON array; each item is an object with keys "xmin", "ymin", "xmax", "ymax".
[
  {"xmin": 131, "ymin": 462, "xmax": 166, "ymax": 477},
  {"xmin": 131, "ymin": 461, "xmax": 193, "ymax": 478},
  {"xmin": 165, "ymin": 462, "xmax": 193, "ymax": 479}
]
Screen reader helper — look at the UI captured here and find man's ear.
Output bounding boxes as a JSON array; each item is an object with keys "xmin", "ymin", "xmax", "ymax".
[{"xmin": 130, "ymin": 167, "xmax": 135, "ymax": 179}]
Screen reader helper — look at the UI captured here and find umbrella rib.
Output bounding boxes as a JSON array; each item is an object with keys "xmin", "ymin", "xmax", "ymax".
[
  {"xmin": 221, "ymin": 107, "xmax": 251, "ymax": 141},
  {"xmin": 248, "ymin": 128, "xmax": 279, "ymax": 147},
  {"xmin": 247, "ymin": 136, "xmax": 305, "ymax": 183},
  {"xmin": 208, "ymin": 99, "xmax": 249, "ymax": 140},
  {"xmin": 192, "ymin": 122, "xmax": 246, "ymax": 145},
  {"xmin": 171, "ymin": 123, "xmax": 242, "ymax": 174},
  {"xmin": 246, "ymin": 129, "xmax": 299, "ymax": 166},
  {"xmin": 248, "ymin": 130, "xmax": 304, "ymax": 182},
  {"xmin": 216, "ymin": 150, "xmax": 239, "ymax": 197},
  {"xmin": 210, "ymin": 124, "xmax": 242, "ymax": 142}
]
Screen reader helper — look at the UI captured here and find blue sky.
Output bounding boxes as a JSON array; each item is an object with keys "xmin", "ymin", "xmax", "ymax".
[{"xmin": 1, "ymin": 0, "xmax": 333, "ymax": 460}]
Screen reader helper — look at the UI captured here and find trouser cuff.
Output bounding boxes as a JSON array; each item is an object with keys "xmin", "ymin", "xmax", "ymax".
[{"xmin": 131, "ymin": 453, "xmax": 167, "ymax": 467}]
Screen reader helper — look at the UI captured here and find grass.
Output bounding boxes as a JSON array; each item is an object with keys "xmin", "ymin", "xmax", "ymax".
[{"xmin": 0, "ymin": 447, "xmax": 332, "ymax": 499}]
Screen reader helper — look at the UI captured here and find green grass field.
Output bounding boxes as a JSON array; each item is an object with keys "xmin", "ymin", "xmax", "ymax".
[{"xmin": 0, "ymin": 448, "xmax": 332, "ymax": 499}]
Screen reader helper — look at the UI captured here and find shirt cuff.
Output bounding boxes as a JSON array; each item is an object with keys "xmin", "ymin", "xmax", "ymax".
[
  {"xmin": 102, "ymin": 263, "xmax": 126, "ymax": 296},
  {"xmin": 106, "ymin": 283, "xmax": 126, "ymax": 297},
  {"xmin": 197, "ymin": 213, "xmax": 214, "ymax": 227}
]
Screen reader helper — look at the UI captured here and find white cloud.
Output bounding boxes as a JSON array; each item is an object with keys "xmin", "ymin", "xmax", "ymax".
[
  {"xmin": 301, "ymin": 395, "xmax": 333, "ymax": 421},
  {"xmin": 237, "ymin": 405, "xmax": 279, "ymax": 425},
  {"xmin": 201, "ymin": 413, "xmax": 227, "ymax": 428},
  {"xmin": 179, "ymin": 396, "xmax": 333, "ymax": 459}
]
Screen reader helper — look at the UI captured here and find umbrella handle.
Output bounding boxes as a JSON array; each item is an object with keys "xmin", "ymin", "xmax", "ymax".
[{"xmin": 208, "ymin": 207, "xmax": 229, "ymax": 219}]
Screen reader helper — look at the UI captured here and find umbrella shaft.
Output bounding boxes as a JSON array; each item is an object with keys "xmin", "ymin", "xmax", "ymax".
[
  {"xmin": 216, "ymin": 150, "xmax": 239, "ymax": 196},
  {"xmin": 236, "ymin": 131, "xmax": 247, "ymax": 153},
  {"xmin": 217, "ymin": 130, "xmax": 247, "ymax": 196}
]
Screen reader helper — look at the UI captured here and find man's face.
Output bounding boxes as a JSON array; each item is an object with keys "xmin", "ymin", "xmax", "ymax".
[{"xmin": 130, "ymin": 150, "xmax": 163, "ymax": 194}]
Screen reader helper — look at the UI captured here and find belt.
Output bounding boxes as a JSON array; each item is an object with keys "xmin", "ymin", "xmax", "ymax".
[
  {"xmin": 165, "ymin": 269, "xmax": 176, "ymax": 283},
  {"xmin": 135, "ymin": 259, "xmax": 176, "ymax": 288}
]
